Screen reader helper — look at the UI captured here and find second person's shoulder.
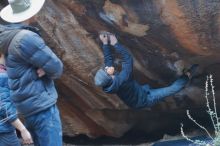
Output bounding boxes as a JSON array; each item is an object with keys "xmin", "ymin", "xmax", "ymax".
[{"xmin": 19, "ymin": 29, "xmax": 45, "ymax": 48}]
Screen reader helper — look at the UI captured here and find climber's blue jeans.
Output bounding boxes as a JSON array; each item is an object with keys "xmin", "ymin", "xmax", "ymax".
[
  {"xmin": 144, "ymin": 75, "xmax": 189, "ymax": 107},
  {"xmin": 0, "ymin": 132, "xmax": 20, "ymax": 146},
  {"xmin": 25, "ymin": 105, "xmax": 62, "ymax": 146}
]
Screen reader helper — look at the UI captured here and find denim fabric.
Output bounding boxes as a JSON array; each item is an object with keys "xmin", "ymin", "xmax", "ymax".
[
  {"xmin": 0, "ymin": 132, "xmax": 21, "ymax": 146},
  {"xmin": 140, "ymin": 75, "xmax": 189, "ymax": 107},
  {"xmin": 115, "ymin": 76, "xmax": 188, "ymax": 108},
  {"xmin": 25, "ymin": 105, "xmax": 62, "ymax": 146}
]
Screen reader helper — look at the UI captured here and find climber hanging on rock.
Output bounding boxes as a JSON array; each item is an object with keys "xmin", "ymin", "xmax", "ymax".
[{"xmin": 94, "ymin": 32, "xmax": 198, "ymax": 108}]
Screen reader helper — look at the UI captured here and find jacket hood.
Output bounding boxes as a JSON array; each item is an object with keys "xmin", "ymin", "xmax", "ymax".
[
  {"xmin": 0, "ymin": 24, "xmax": 40, "ymax": 55},
  {"xmin": 0, "ymin": 25, "xmax": 20, "ymax": 54}
]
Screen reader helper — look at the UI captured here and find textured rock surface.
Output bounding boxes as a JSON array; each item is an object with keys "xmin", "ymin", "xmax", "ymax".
[{"xmin": 1, "ymin": 0, "xmax": 220, "ymax": 138}]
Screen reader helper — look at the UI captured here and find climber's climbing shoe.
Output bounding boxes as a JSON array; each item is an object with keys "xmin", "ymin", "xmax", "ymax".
[{"xmin": 183, "ymin": 64, "xmax": 199, "ymax": 79}]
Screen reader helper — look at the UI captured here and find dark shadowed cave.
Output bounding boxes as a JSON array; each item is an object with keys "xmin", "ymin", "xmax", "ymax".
[{"xmin": 1, "ymin": 0, "xmax": 220, "ymax": 145}]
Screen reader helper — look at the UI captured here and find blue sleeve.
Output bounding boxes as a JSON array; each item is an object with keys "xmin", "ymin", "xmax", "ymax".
[
  {"xmin": 102, "ymin": 44, "xmax": 113, "ymax": 67},
  {"xmin": 18, "ymin": 30, "xmax": 63, "ymax": 79},
  {"xmin": 103, "ymin": 43, "xmax": 133, "ymax": 93},
  {"xmin": 0, "ymin": 87, "xmax": 17, "ymax": 123},
  {"xmin": 114, "ymin": 43, "xmax": 133, "ymax": 79}
]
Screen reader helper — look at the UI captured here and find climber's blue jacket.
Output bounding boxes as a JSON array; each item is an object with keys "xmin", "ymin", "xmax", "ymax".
[
  {"xmin": 102, "ymin": 43, "xmax": 151, "ymax": 108},
  {"xmin": 102, "ymin": 43, "xmax": 188, "ymax": 108}
]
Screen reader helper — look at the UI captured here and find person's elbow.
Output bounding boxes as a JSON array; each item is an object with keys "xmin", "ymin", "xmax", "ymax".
[
  {"xmin": 127, "ymin": 50, "xmax": 133, "ymax": 61},
  {"xmin": 129, "ymin": 55, "xmax": 133, "ymax": 65},
  {"xmin": 7, "ymin": 110, "xmax": 18, "ymax": 123},
  {"xmin": 126, "ymin": 56, "xmax": 133, "ymax": 73},
  {"xmin": 50, "ymin": 60, "xmax": 63, "ymax": 79},
  {"xmin": 55, "ymin": 60, "xmax": 63, "ymax": 79},
  {"xmin": 43, "ymin": 59, "xmax": 63, "ymax": 79}
]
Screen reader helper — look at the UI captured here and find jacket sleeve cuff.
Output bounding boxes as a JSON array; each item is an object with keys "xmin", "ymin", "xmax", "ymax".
[
  {"xmin": 8, "ymin": 115, "xmax": 18, "ymax": 123},
  {"xmin": 113, "ymin": 42, "xmax": 120, "ymax": 48},
  {"xmin": 103, "ymin": 44, "xmax": 109, "ymax": 47}
]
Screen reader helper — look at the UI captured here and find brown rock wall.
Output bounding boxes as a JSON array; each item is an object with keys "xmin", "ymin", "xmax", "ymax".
[{"xmin": 1, "ymin": 0, "xmax": 220, "ymax": 138}]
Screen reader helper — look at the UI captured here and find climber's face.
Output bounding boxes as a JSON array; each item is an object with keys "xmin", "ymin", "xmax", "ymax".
[{"xmin": 105, "ymin": 66, "xmax": 115, "ymax": 76}]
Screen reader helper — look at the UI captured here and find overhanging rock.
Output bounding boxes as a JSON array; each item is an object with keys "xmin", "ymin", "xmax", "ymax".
[{"xmin": 1, "ymin": 0, "xmax": 220, "ymax": 138}]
